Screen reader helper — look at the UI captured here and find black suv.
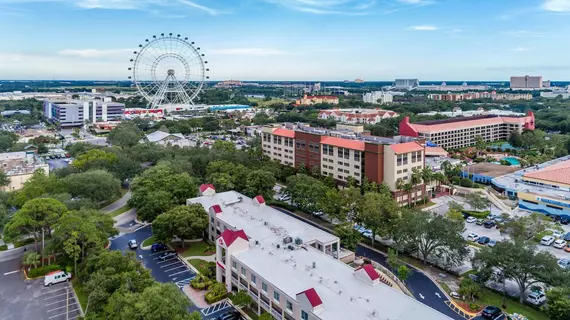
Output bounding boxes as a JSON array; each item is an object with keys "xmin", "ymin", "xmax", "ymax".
[
  {"xmin": 483, "ymin": 220, "xmax": 496, "ymax": 228},
  {"xmin": 481, "ymin": 305, "xmax": 502, "ymax": 319}
]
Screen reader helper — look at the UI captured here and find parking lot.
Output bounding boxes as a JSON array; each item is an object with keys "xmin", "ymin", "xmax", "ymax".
[{"xmin": 0, "ymin": 257, "xmax": 82, "ymax": 320}]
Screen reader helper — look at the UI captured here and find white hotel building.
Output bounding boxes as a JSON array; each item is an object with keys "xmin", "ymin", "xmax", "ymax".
[{"xmin": 189, "ymin": 187, "xmax": 451, "ymax": 320}]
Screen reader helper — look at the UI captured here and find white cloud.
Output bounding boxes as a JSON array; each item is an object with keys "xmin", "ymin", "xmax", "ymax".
[
  {"xmin": 543, "ymin": 0, "xmax": 570, "ymax": 12},
  {"xmin": 398, "ymin": 0, "xmax": 431, "ymax": 4},
  {"xmin": 409, "ymin": 25, "xmax": 438, "ymax": 31},
  {"xmin": 58, "ymin": 48, "xmax": 132, "ymax": 58},
  {"xmin": 208, "ymin": 48, "xmax": 292, "ymax": 56},
  {"xmin": 510, "ymin": 47, "xmax": 534, "ymax": 52},
  {"xmin": 266, "ymin": 0, "xmax": 376, "ymax": 15}
]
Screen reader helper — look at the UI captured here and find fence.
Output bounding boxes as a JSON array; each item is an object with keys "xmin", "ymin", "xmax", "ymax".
[{"xmin": 366, "ymin": 258, "xmax": 413, "ymax": 297}]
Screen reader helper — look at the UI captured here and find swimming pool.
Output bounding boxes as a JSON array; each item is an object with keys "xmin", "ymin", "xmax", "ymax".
[{"xmin": 501, "ymin": 157, "xmax": 520, "ymax": 166}]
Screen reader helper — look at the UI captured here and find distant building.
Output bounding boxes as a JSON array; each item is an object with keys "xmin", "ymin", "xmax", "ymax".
[
  {"xmin": 363, "ymin": 92, "xmax": 393, "ymax": 104},
  {"xmin": 393, "ymin": 79, "xmax": 419, "ymax": 90},
  {"xmin": 142, "ymin": 131, "xmax": 192, "ymax": 147},
  {"xmin": 428, "ymin": 91, "xmax": 532, "ymax": 101},
  {"xmin": 295, "ymin": 94, "xmax": 339, "ymax": 105},
  {"xmin": 510, "ymin": 75, "xmax": 543, "ymax": 89},
  {"xmin": 319, "ymin": 108, "xmax": 399, "ymax": 125},
  {"xmin": 399, "ymin": 112, "xmax": 535, "ymax": 149},
  {"xmin": 540, "ymin": 87, "xmax": 570, "ymax": 99},
  {"xmin": 214, "ymin": 80, "xmax": 244, "ymax": 88},
  {"xmin": 0, "ymin": 151, "xmax": 49, "ymax": 191},
  {"xmin": 43, "ymin": 98, "xmax": 125, "ymax": 127},
  {"xmin": 418, "ymin": 107, "xmax": 525, "ymax": 118}
]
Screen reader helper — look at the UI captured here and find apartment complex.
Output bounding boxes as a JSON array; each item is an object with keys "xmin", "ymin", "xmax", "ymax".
[
  {"xmin": 362, "ymin": 91, "xmax": 393, "ymax": 104},
  {"xmin": 399, "ymin": 112, "xmax": 535, "ymax": 149},
  {"xmin": 510, "ymin": 75, "xmax": 543, "ymax": 89},
  {"xmin": 295, "ymin": 95, "xmax": 339, "ymax": 106},
  {"xmin": 262, "ymin": 124, "xmax": 425, "ymax": 204},
  {"xmin": 0, "ymin": 151, "xmax": 49, "ymax": 191},
  {"xmin": 318, "ymin": 108, "xmax": 399, "ymax": 125},
  {"xmin": 188, "ymin": 190, "xmax": 451, "ymax": 320},
  {"xmin": 428, "ymin": 92, "xmax": 532, "ymax": 101},
  {"xmin": 43, "ymin": 98, "xmax": 125, "ymax": 127}
]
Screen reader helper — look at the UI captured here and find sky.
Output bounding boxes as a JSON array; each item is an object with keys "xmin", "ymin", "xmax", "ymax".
[{"xmin": 1, "ymin": 0, "xmax": 570, "ymax": 81}]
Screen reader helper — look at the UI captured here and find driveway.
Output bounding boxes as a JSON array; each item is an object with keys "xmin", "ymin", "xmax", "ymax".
[
  {"xmin": 0, "ymin": 258, "xmax": 81, "ymax": 320},
  {"xmin": 101, "ymin": 191, "xmax": 131, "ymax": 214}
]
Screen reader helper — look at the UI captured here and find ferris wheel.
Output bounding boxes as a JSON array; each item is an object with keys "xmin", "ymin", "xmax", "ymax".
[{"xmin": 128, "ymin": 33, "xmax": 209, "ymax": 109}]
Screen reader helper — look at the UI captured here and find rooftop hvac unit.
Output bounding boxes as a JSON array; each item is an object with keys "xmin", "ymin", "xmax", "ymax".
[
  {"xmin": 283, "ymin": 237, "xmax": 293, "ymax": 244},
  {"xmin": 294, "ymin": 237, "xmax": 303, "ymax": 245},
  {"xmin": 287, "ymin": 245, "xmax": 295, "ymax": 250}
]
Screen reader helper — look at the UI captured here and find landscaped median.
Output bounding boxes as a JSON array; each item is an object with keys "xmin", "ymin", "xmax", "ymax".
[{"xmin": 23, "ymin": 264, "xmax": 62, "ymax": 279}]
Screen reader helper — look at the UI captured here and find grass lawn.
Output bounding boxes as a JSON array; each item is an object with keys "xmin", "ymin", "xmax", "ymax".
[
  {"xmin": 188, "ymin": 259, "xmax": 212, "ymax": 274},
  {"xmin": 415, "ymin": 200, "xmax": 436, "ymax": 209},
  {"xmin": 247, "ymin": 97, "xmax": 288, "ymax": 107},
  {"xmin": 71, "ymin": 278, "xmax": 88, "ymax": 311},
  {"xmin": 107, "ymin": 204, "xmax": 131, "ymax": 217},
  {"xmin": 533, "ymin": 230, "xmax": 553, "ymax": 243},
  {"xmin": 475, "ymin": 288, "xmax": 549, "ymax": 320},
  {"xmin": 142, "ymin": 235, "xmax": 156, "ymax": 247},
  {"xmin": 179, "ymin": 241, "xmax": 213, "ymax": 257}
]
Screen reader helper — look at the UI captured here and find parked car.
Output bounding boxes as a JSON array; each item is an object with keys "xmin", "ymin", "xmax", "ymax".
[
  {"xmin": 151, "ymin": 243, "xmax": 168, "ymax": 252},
  {"xmin": 527, "ymin": 292, "xmax": 546, "ymax": 305},
  {"xmin": 554, "ymin": 239, "xmax": 566, "ymax": 249},
  {"xmin": 540, "ymin": 236, "xmax": 555, "ymax": 246},
  {"xmin": 466, "ymin": 216, "xmax": 477, "ymax": 223},
  {"xmin": 564, "ymin": 232, "xmax": 570, "ymax": 241},
  {"xmin": 481, "ymin": 305, "xmax": 503, "ymax": 319},
  {"xmin": 218, "ymin": 311, "xmax": 241, "ymax": 320},
  {"xmin": 561, "ymin": 217, "xmax": 570, "ymax": 225},
  {"xmin": 557, "ymin": 258, "xmax": 570, "ymax": 269},
  {"xmin": 483, "ymin": 220, "xmax": 496, "ymax": 228},
  {"xmin": 477, "ymin": 236, "xmax": 490, "ymax": 245},
  {"xmin": 467, "ymin": 233, "xmax": 480, "ymax": 242},
  {"xmin": 553, "ymin": 231, "xmax": 564, "ymax": 239},
  {"xmin": 158, "ymin": 250, "xmax": 177, "ymax": 261},
  {"xmin": 44, "ymin": 270, "xmax": 72, "ymax": 287},
  {"xmin": 487, "ymin": 239, "xmax": 497, "ymax": 247},
  {"xmin": 476, "ymin": 218, "xmax": 485, "ymax": 226},
  {"xmin": 128, "ymin": 239, "xmax": 138, "ymax": 249}
]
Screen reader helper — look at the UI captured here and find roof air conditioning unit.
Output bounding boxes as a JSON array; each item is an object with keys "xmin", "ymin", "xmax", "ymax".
[
  {"xmin": 294, "ymin": 237, "xmax": 303, "ymax": 245},
  {"xmin": 283, "ymin": 237, "xmax": 293, "ymax": 244},
  {"xmin": 287, "ymin": 245, "xmax": 295, "ymax": 250}
]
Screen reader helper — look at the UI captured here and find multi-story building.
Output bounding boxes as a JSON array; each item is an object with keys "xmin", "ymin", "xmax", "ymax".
[
  {"xmin": 295, "ymin": 95, "xmax": 339, "ymax": 106},
  {"xmin": 393, "ymin": 79, "xmax": 419, "ymax": 89},
  {"xmin": 188, "ymin": 190, "xmax": 451, "ymax": 320},
  {"xmin": 428, "ymin": 92, "xmax": 532, "ymax": 101},
  {"xmin": 362, "ymin": 92, "xmax": 393, "ymax": 104},
  {"xmin": 510, "ymin": 75, "xmax": 543, "ymax": 89},
  {"xmin": 262, "ymin": 124, "xmax": 425, "ymax": 204},
  {"xmin": 0, "ymin": 151, "xmax": 49, "ymax": 191},
  {"xmin": 399, "ymin": 112, "xmax": 535, "ymax": 149},
  {"xmin": 43, "ymin": 98, "xmax": 125, "ymax": 127},
  {"xmin": 318, "ymin": 108, "xmax": 399, "ymax": 125}
]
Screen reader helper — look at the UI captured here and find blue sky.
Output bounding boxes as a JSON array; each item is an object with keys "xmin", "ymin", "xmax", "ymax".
[{"xmin": 1, "ymin": 0, "xmax": 570, "ymax": 81}]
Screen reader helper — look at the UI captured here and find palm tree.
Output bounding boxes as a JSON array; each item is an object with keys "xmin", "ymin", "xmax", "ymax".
[
  {"xmin": 411, "ymin": 168, "xmax": 422, "ymax": 206},
  {"xmin": 403, "ymin": 183, "xmax": 413, "ymax": 206},
  {"xmin": 441, "ymin": 160, "xmax": 452, "ymax": 176},
  {"xmin": 23, "ymin": 251, "xmax": 41, "ymax": 270},
  {"xmin": 421, "ymin": 167, "xmax": 434, "ymax": 203},
  {"xmin": 395, "ymin": 178, "xmax": 405, "ymax": 205}
]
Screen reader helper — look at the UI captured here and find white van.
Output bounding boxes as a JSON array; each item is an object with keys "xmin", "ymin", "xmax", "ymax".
[
  {"xmin": 527, "ymin": 292, "xmax": 546, "ymax": 305},
  {"xmin": 44, "ymin": 270, "xmax": 72, "ymax": 286}
]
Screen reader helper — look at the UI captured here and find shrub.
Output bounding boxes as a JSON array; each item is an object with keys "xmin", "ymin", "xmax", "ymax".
[
  {"xmin": 460, "ymin": 178, "xmax": 474, "ymax": 188},
  {"xmin": 0, "ymin": 245, "xmax": 7, "ymax": 251},
  {"xmin": 205, "ymin": 282, "xmax": 228, "ymax": 304},
  {"xmin": 469, "ymin": 303, "xmax": 480, "ymax": 311},
  {"xmin": 190, "ymin": 274, "xmax": 213, "ymax": 290},
  {"xmin": 28, "ymin": 264, "xmax": 62, "ymax": 278},
  {"xmin": 14, "ymin": 238, "xmax": 35, "ymax": 248},
  {"xmin": 451, "ymin": 176, "xmax": 461, "ymax": 185}
]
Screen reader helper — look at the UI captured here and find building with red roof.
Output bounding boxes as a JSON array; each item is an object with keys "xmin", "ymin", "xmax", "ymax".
[
  {"xmin": 295, "ymin": 94, "xmax": 339, "ymax": 106},
  {"xmin": 199, "ymin": 184, "xmax": 216, "ymax": 196},
  {"xmin": 319, "ymin": 108, "xmax": 398, "ymax": 125}
]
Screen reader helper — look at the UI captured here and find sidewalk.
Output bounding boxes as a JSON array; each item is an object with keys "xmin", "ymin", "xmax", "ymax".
[
  {"xmin": 184, "ymin": 255, "xmax": 215, "ymax": 262},
  {"xmin": 183, "ymin": 286, "xmax": 209, "ymax": 308}
]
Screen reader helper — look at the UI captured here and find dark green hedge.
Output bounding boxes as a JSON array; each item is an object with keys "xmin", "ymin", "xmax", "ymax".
[{"xmin": 28, "ymin": 264, "xmax": 62, "ymax": 278}]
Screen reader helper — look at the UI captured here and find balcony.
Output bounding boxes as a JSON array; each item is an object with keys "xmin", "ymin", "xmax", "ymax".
[
  {"xmin": 260, "ymin": 296, "xmax": 270, "ymax": 311},
  {"xmin": 271, "ymin": 307, "xmax": 283, "ymax": 319}
]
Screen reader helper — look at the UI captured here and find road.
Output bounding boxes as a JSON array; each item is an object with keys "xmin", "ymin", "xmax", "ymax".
[{"xmin": 101, "ymin": 191, "xmax": 131, "ymax": 214}]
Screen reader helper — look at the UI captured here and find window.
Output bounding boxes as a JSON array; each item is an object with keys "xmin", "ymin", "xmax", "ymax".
[
  {"xmin": 241, "ymin": 267, "xmax": 246, "ymax": 277},
  {"xmin": 262, "ymin": 282, "xmax": 267, "ymax": 293},
  {"xmin": 354, "ymin": 152, "xmax": 360, "ymax": 161},
  {"xmin": 344, "ymin": 148, "xmax": 350, "ymax": 159},
  {"xmin": 274, "ymin": 291, "xmax": 280, "ymax": 302},
  {"xmin": 301, "ymin": 311, "xmax": 309, "ymax": 320},
  {"xmin": 251, "ymin": 274, "xmax": 256, "ymax": 285},
  {"xmin": 286, "ymin": 300, "xmax": 293, "ymax": 312},
  {"xmin": 232, "ymin": 261, "xmax": 237, "ymax": 269},
  {"xmin": 354, "ymin": 165, "xmax": 360, "ymax": 169}
]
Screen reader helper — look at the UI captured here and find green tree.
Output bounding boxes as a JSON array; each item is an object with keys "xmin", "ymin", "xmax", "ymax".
[
  {"xmin": 64, "ymin": 230, "xmax": 81, "ymax": 277},
  {"xmin": 285, "ymin": 174, "xmax": 329, "ymax": 213},
  {"xmin": 22, "ymin": 251, "xmax": 41, "ymax": 269},
  {"xmin": 132, "ymin": 283, "xmax": 193, "ymax": 320},
  {"xmin": 356, "ymin": 192, "xmax": 397, "ymax": 244},
  {"xmin": 259, "ymin": 313, "xmax": 273, "ymax": 320},
  {"xmin": 107, "ymin": 121, "xmax": 143, "ymax": 148},
  {"xmin": 397, "ymin": 265, "xmax": 412, "ymax": 282},
  {"xmin": 472, "ymin": 239, "xmax": 565, "ymax": 303},
  {"xmin": 72, "ymin": 149, "xmax": 118, "ymax": 171},
  {"xmin": 212, "ymin": 140, "xmax": 236, "ymax": 153},
  {"xmin": 244, "ymin": 170, "xmax": 276, "ymax": 199},
  {"xmin": 464, "ymin": 192, "xmax": 489, "ymax": 212},
  {"xmin": 62, "ymin": 170, "xmax": 121, "ymax": 203},
  {"xmin": 333, "ymin": 223, "xmax": 361, "ymax": 251},
  {"xmin": 543, "ymin": 287, "xmax": 570, "ymax": 320},
  {"xmin": 152, "ymin": 205, "xmax": 208, "ymax": 248},
  {"xmin": 12, "ymin": 169, "xmax": 63, "ymax": 207},
  {"xmin": 231, "ymin": 290, "xmax": 253, "ymax": 309},
  {"xmin": 474, "ymin": 135, "xmax": 486, "ymax": 156},
  {"xmin": 0, "ymin": 170, "xmax": 10, "ymax": 187},
  {"xmin": 458, "ymin": 277, "xmax": 480, "ymax": 301}
]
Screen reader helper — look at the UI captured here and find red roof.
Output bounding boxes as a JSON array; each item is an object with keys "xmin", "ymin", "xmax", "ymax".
[
  {"xmin": 210, "ymin": 205, "xmax": 222, "ymax": 214},
  {"xmin": 524, "ymin": 159, "xmax": 570, "ymax": 185},
  {"xmin": 273, "ymin": 128, "xmax": 295, "ymax": 138},
  {"xmin": 199, "ymin": 184, "xmax": 215, "ymax": 192},
  {"xmin": 46, "ymin": 270, "xmax": 64, "ymax": 276},
  {"xmin": 358, "ymin": 264, "xmax": 380, "ymax": 281},
  {"xmin": 219, "ymin": 229, "xmax": 248, "ymax": 247},
  {"xmin": 390, "ymin": 142, "xmax": 423, "ymax": 154},
  {"xmin": 298, "ymin": 288, "xmax": 323, "ymax": 307},
  {"xmin": 254, "ymin": 195, "xmax": 265, "ymax": 204},
  {"xmin": 321, "ymin": 136, "xmax": 365, "ymax": 151}
]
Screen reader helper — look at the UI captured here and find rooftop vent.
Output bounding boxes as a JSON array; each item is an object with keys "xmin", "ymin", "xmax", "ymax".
[
  {"xmin": 312, "ymin": 261, "xmax": 316, "ymax": 269},
  {"xmin": 283, "ymin": 237, "xmax": 293, "ymax": 244},
  {"xmin": 287, "ymin": 244, "xmax": 295, "ymax": 251},
  {"xmin": 294, "ymin": 237, "xmax": 303, "ymax": 245}
]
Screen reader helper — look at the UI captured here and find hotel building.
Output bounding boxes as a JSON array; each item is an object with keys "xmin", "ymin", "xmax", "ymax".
[
  {"xmin": 318, "ymin": 109, "xmax": 399, "ymax": 125},
  {"xmin": 188, "ymin": 190, "xmax": 451, "ymax": 320},
  {"xmin": 510, "ymin": 75, "xmax": 543, "ymax": 89},
  {"xmin": 399, "ymin": 112, "xmax": 535, "ymax": 149},
  {"xmin": 295, "ymin": 95, "xmax": 339, "ymax": 106},
  {"xmin": 261, "ymin": 124, "xmax": 425, "ymax": 205}
]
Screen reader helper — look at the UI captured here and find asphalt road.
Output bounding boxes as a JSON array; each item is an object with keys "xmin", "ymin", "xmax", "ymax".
[
  {"xmin": 101, "ymin": 191, "xmax": 131, "ymax": 213},
  {"xmin": 108, "ymin": 225, "xmax": 235, "ymax": 319},
  {"xmin": 0, "ymin": 258, "xmax": 81, "ymax": 320}
]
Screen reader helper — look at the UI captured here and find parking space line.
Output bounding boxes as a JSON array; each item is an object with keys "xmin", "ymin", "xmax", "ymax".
[
  {"xmin": 164, "ymin": 265, "xmax": 187, "ymax": 272},
  {"xmin": 44, "ymin": 292, "xmax": 70, "ymax": 300},
  {"xmin": 48, "ymin": 308, "xmax": 81, "ymax": 319},
  {"xmin": 45, "ymin": 298, "xmax": 69, "ymax": 306},
  {"xmin": 3, "ymin": 270, "xmax": 20, "ymax": 275},
  {"xmin": 156, "ymin": 258, "xmax": 179, "ymax": 265},
  {"xmin": 159, "ymin": 260, "xmax": 182, "ymax": 268},
  {"xmin": 168, "ymin": 270, "xmax": 191, "ymax": 277},
  {"xmin": 47, "ymin": 302, "xmax": 77, "ymax": 313},
  {"xmin": 149, "ymin": 251, "xmax": 164, "ymax": 257},
  {"xmin": 41, "ymin": 286, "xmax": 71, "ymax": 295}
]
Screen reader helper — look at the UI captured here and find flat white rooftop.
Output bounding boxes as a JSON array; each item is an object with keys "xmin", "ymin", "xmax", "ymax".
[{"xmin": 189, "ymin": 191, "xmax": 451, "ymax": 320}]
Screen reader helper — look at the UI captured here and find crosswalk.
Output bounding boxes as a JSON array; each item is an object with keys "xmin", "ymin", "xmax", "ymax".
[
  {"xmin": 201, "ymin": 300, "xmax": 231, "ymax": 316},
  {"xmin": 175, "ymin": 276, "xmax": 195, "ymax": 289}
]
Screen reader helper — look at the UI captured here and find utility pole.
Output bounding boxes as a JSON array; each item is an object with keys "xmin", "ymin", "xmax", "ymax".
[
  {"xmin": 42, "ymin": 228, "xmax": 45, "ymax": 267},
  {"xmin": 66, "ymin": 288, "xmax": 69, "ymax": 320}
]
